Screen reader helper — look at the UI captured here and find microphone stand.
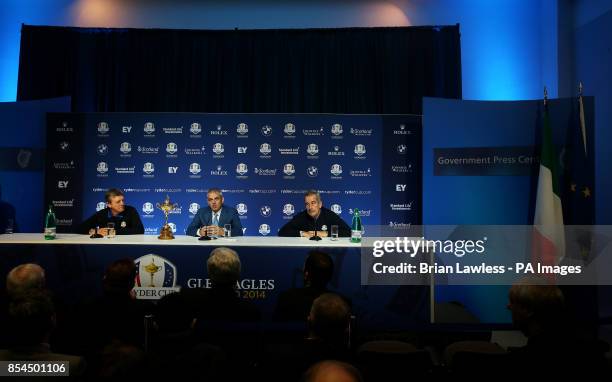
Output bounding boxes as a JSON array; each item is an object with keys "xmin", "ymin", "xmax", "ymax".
[{"xmin": 310, "ymin": 215, "xmax": 322, "ymax": 241}]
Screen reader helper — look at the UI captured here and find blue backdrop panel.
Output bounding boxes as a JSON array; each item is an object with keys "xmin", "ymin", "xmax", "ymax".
[
  {"xmin": 423, "ymin": 97, "xmax": 595, "ymax": 323},
  {"xmin": 45, "ymin": 113, "xmax": 422, "ymax": 234}
]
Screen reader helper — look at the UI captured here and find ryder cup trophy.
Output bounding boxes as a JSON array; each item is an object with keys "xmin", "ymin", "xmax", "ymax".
[{"xmin": 156, "ymin": 195, "xmax": 178, "ymax": 240}]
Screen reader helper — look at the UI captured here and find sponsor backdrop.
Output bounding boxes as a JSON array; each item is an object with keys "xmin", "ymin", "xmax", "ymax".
[{"xmin": 45, "ymin": 113, "xmax": 421, "ymax": 234}]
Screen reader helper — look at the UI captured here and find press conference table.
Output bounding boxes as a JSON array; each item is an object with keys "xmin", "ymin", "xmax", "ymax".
[
  {"xmin": 0, "ymin": 233, "xmax": 361, "ymax": 247},
  {"xmin": 0, "ymin": 233, "xmax": 428, "ymax": 327}
]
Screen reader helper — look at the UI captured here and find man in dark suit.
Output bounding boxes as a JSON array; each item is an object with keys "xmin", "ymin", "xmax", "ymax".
[
  {"xmin": 186, "ymin": 188, "xmax": 243, "ymax": 237},
  {"xmin": 77, "ymin": 188, "xmax": 144, "ymax": 236},
  {"xmin": 0, "ymin": 290, "xmax": 86, "ymax": 377}
]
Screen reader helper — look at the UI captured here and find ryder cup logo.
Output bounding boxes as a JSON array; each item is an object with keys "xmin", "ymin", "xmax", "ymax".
[
  {"xmin": 331, "ymin": 204, "xmax": 342, "ymax": 215},
  {"xmin": 189, "ymin": 163, "xmax": 201, "ymax": 175},
  {"xmin": 120, "ymin": 142, "xmax": 132, "ymax": 154},
  {"xmin": 261, "ymin": 125, "xmax": 273, "ymax": 137},
  {"xmin": 189, "ymin": 203, "xmax": 200, "ymax": 215},
  {"xmin": 97, "ymin": 144, "xmax": 108, "ymax": 156},
  {"xmin": 134, "ymin": 254, "xmax": 179, "ymax": 300},
  {"xmin": 166, "ymin": 142, "xmax": 178, "ymax": 155},
  {"xmin": 97, "ymin": 162, "xmax": 109, "ymax": 174},
  {"xmin": 97, "ymin": 122, "xmax": 110, "ymax": 135},
  {"xmin": 284, "ymin": 123, "xmax": 296, "ymax": 136},
  {"xmin": 260, "ymin": 143, "xmax": 272, "ymax": 156},
  {"xmin": 143, "ymin": 162, "xmax": 155, "ymax": 175},
  {"xmin": 283, "ymin": 204, "xmax": 295, "ymax": 216},
  {"xmin": 283, "ymin": 163, "xmax": 295, "ymax": 176},
  {"xmin": 331, "ymin": 123, "xmax": 343, "ymax": 136},
  {"xmin": 190, "ymin": 122, "xmax": 202, "ymax": 135},
  {"xmin": 213, "ymin": 143, "xmax": 224, "ymax": 155},
  {"xmin": 260, "ymin": 205, "xmax": 272, "ymax": 217},
  {"xmin": 259, "ymin": 224, "xmax": 271, "ymax": 236},
  {"xmin": 237, "ymin": 123, "xmax": 248, "ymax": 135},
  {"xmin": 236, "ymin": 203, "xmax": 248, "ymax": 216},
  {"xmin": 307, "ymin": 144, "xmax": 319, "ymax": 156},
  {"xmin": 236, "ymin": 163, "xmax": 248, "ymax": 176},
  {"xmin": 331, "ymin": 164, "xmax": 343, "ymax": 177},
  {"xmin": 96, "ymin": 202, "xmax": 106, "ymax": 212},
  {"xmin": 144, "ymin": 122, "xmax": 155, "ymax": 135},
  {"xmin": 307, "ymin": 166, "xmax": 318, "ymax": 177},
  {"xmin": 354, "ymin": 144, "xmax": 366, "ymax": 156},
  {"xmin": 142, "ymin": 202, "xmax": 154, "ymax": 215}
]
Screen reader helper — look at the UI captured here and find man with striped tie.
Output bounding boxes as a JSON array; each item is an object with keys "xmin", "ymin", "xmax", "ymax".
[{"xmin": 186, "ymin": 188, "xmax": 244, "ymax": 237}]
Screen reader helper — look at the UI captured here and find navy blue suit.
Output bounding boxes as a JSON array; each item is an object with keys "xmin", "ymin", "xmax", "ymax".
[{"xmin": 186, "ymin": 205, "xmax": 244, "ymax": 237}]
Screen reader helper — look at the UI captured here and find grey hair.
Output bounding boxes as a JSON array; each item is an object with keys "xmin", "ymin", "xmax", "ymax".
[
  {"xmin": 6, "ymin": 264, "xmax": 46, "ymax": 297},
  {"xmin": 207, "ymin": 188, "xmax": 223, "ymax": 198},
  {"xmin": 207, "ymin": 247, "xmax": 241, "ymax": 285},
  {"xmin": 304, "ymin": 189, "xmax": 322, "ymax": 203}
]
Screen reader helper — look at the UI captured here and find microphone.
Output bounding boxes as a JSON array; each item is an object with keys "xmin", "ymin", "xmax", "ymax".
[
  {"xmin": 198, "ymin": 214, "xmax": 213, "ymax": 241},
  {"xmin": 310, "ymin": 214, "xmax": 322, "ymax": 241}
]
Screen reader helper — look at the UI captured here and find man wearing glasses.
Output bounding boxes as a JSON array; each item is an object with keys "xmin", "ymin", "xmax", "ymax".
[{"xmin": 278, "ymin": 190, "xmax": 350, "ymax": 238}]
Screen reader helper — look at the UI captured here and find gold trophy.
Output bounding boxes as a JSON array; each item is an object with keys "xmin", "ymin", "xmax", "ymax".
[
  {"xmin": 144, "ymin": 258, "xmax": 161, "ymax": 287},
  {"xmin": 156, "ymin": 195, "xmax": 178, "ymax": 240}
]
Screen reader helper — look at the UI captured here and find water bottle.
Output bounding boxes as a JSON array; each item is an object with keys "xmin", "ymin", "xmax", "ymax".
[
  {"xmin": 44, "ymin": 204, "xmax": 57, "ymax": 240},
  {"xmin": 351, "ymin": 209, "xmax": 362, "ymax": 243}
]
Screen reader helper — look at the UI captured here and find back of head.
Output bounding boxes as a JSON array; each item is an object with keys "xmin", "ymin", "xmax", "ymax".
[
  {"xmin": 508, "ymin": 277, "xmax": 565, "ymax": 332},
  {"xmin": 104, "ymin": 259, "xmax": 136, "ymax": 296},
  {"xmin": 207, "ymin": 247, "xmax": 241, "ymax": 287},
  {"xmin": 8, "ymin": 290, "xmax": 55, "ymax": 346},
  {"xmin": 302, "ymin": 360, "xmax": 362, "ymax": 382},
  {"xmin": 304, "ymin": 251, "xmax": 334, "ymax": 289},
  {"xmin": 309, "ymin": 293, "xmax": 351, "ymax": 343},
  {"xmin": 155, "ymin": 292, "xmax": 193, "ymax": 333},
  {"xmin": 6, "ymin": 263, "xmax": 46, "ymax": 298}
]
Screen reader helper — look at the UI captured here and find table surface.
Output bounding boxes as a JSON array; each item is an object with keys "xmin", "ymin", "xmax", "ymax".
[{"xmin": 0, "ymin": 233, "xmax": 362, "ymax": 247}]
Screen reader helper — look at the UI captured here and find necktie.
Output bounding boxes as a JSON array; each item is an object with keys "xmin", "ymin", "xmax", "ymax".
[{"xmin": 212, "ymin": 213, "xmax": 219, "ymax": 226}]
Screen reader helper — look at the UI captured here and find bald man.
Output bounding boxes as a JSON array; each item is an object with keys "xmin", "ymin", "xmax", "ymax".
[{"xmin": 6, "ymin": 263, "xmax": 46, "ymax": 298}]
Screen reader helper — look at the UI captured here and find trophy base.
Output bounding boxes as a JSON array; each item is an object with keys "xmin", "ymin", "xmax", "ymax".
[{"xmin": 158, "ymin": 225, "xmax": 175, "ymax": 240}]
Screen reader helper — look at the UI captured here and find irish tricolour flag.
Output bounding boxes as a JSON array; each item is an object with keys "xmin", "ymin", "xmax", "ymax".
[{"xmin": 532, "ymin": 102, "xmax": 565, "ymax": 266}]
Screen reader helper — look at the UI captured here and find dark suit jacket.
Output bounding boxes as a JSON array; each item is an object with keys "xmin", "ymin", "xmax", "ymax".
[
  {"xmin": 185, "ymin": 205, "xmax": 243, "ymax": 237},
  {"xmin": 0, "ymin": 344, "xmax": 86, "ymax": 377},
  {"xmin": 76, "ymin": 206, "xmax": 144, "ymax": 235}
]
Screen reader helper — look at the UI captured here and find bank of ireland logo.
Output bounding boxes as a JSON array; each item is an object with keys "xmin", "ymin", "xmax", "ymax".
[
  {"xmin": 307, "ymin": 166, "xmax": 318, "ymax": 177},
  {"xmin": 283, "ymin": 163, "xmax": 295, "ymax": 176},
  {"xmin": 143, "ymin": 162, "xmax": 155, "ymax": 175},
  {"xmin": 261, "ymin": 125, "xmax": 273, "ymax": 137},
  {"xmin": 331, "ymin": 204, "xmax": 342, "ymax": 215},
  {"xmin": 213, "ymin": 143, "xmax": 224, "ymax": 155},
  {"xmin": 189, "ymin": 203, "xmax": 200, "ymax": 215},
  {"xmin": 166, "ymin": 142, "xmax": 178, "ymax": 155},
  {"xmin": 397, "ymin": 144, "xmax": 407, "ymax": 154},
  {"xmin": 236, "ymin": 163, "xmax": 248, "ymax": 176},
  {"xmin": 97, "ymin": 122, "xmax": 109, "ymax": 135},
  {"xmin": 144, "ymin": 122, "xmax": 155, "ymax": 135},
  {"xmin": 237, "ymin": 123, "xmax": 248, "ymax": 135},
  {"xmin": 97, "ymin": 162, "xmax": 108, "ymax": 174},
  {"xmin": 189, "ymin": 162, "xmax": 201, "ymax": 175},
  {"xmin": 307, "ymin": 143, "xmax": 319, "ymax": 156},
  {"xmin": 331, "ymin": 123, "xmax": 343, "ymax": 136},
  {"xmin": 96, "ymin": 202, "xmax": 106, "ymax": 212},
  {"xmin": 190, "ymin": 122, "xmax": 202, "ymax": 135},
  {"xmin": 260, "ymin": 143, "xmax": 272, "ymax": 156},
  {"xmin": 236, "ymin": 203, "xmax": 248, "ymax": 216},
  {"xmin": 120, "ymin": 142, "xmax": 132, "ymax": 154},
  {"xmin": 354, "ymin": 144, "xmax": 366, "ymax": 156},
  {"xmin": 97, "ymin": 144, "xmax": 108, "ymax": 156},
  {"xmin": 142, "ymin": 202, "xmax": 154, "ymax": 215},
  {"xmin": 283, "ymin": 204, "xmax": 295, "ymax": 216},
  {"xmin": 259, "ymin": 224, "xmax": 271, "ymax": 236},
  {"xmin": 284, "ymin": 123, "xmax": 296, "ymax": 136},
  {"xmin": 133, "ymin": 254, "xmax": 179, "ymax": 299},
  {"xmin": 331, "ymin": 164, "xmax": 343, "ymax": 177}
]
